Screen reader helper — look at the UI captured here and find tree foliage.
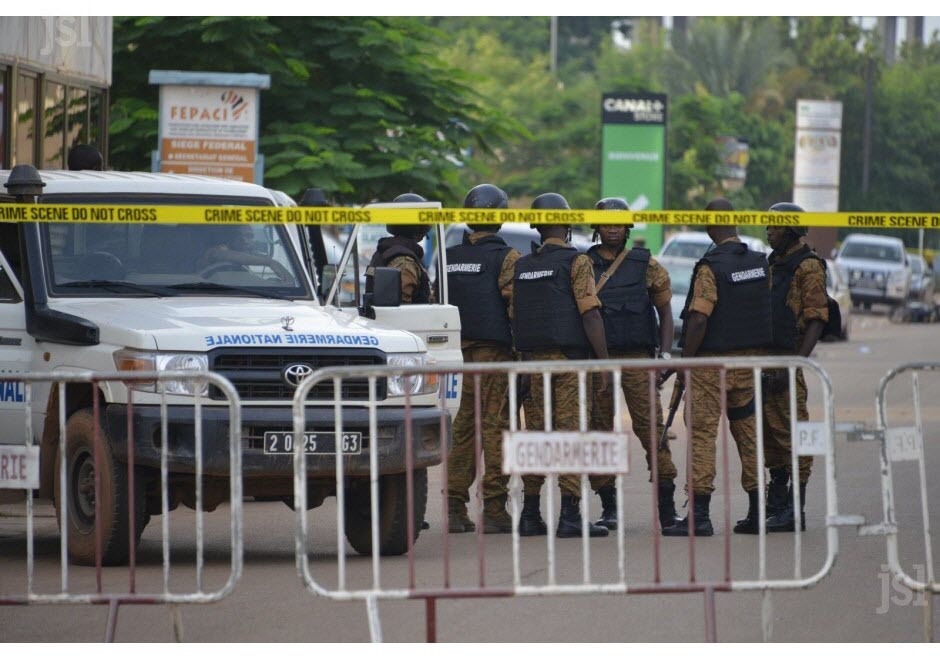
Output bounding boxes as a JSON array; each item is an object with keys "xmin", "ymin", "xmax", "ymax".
[
  {"xmin": 110, "ymin": 16, "xmax": 522, "ymax": 203},
  {"xmin": 109, "ymin": 16, "xmax": 940, "ymax": 251}
]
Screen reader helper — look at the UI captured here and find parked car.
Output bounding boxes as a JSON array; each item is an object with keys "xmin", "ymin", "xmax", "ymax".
[
  {"xmin": 825, "ymin": 259, "xmax": 852, "ymax": 341},
  {"xmin": 908, "ymin": 254, "xmax": 935, "ymax": 303},
  {"xmin": 659, "ymin": 255, "xmax": 697, "ymax": 351},
  {"xmin": 835, "ymin": 234, "xmax": 911, "ymax": 309},
  {"xmin": 659, "ymin": 230, "xmax": 770, "ymax": 260}
]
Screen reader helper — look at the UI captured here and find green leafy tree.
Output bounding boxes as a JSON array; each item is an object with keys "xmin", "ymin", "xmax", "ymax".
[
  {"xmin": 662, "ymin": 18, "xmax": 793, "ymax": 100},
  {"xmin": 110, "ymin": 17, "xmax": 521, "ymax": 203}
]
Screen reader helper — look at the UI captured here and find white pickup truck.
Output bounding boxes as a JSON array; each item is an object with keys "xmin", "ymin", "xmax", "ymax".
[{"xmin": 0, "ymin": 167, "xmax": 461, "ymax": 564}]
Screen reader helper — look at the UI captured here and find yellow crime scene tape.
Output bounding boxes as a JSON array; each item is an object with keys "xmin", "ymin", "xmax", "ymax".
[{"xmin": 1, "ymin": 204, "xmax": 940, "ymax": 229}]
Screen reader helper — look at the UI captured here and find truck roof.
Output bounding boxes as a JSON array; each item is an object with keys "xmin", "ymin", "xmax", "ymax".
[{"xmin": 0, "ymin": 169, "xmax": 276, "ymax": 201}]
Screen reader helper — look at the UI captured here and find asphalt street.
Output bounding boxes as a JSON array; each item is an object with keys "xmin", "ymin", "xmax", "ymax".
[{"xmin": 1, "ymin": 310, "xmax": 938, "ymax": 642}]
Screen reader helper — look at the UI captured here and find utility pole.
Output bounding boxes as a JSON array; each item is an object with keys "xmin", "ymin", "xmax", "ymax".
[{"xmin": 550, "ymin": 16, "xmax": 558, "ymax": 74}]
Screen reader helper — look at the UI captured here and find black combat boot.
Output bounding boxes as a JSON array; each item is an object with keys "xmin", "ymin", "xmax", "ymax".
[
  {"xmin": 518, "ymin": 494, "xmax": 547, "ymax": 536},
  {"xmin": 662, "ymin": 493, "xmax": 714, "ymax": 537},
  {"xmin": 594, "ymin": 485, "xmax": 618, "ymax": 530},
  {"xmin": 657, "ymin": 480, "xmax": 682, "ymax": 530},
  {"xmin": 732, "ymin": 490, "xmax": 761, "ymax": 534},
  {"xmin": 767, "ymin": 480, "xmax": 807, "ymax": 532},
  {"xmin": 766, "ymin": 467, "xmax": 790, "ymax": 518},
  {"xmin": 557, "ymin": 495, "xmax": 609, "ymax": 538}
]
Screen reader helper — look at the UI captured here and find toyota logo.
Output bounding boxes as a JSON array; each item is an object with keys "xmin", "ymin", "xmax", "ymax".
[{"xmin": 282, "ymin": 363, "xmax": 314, "ymax": 388}]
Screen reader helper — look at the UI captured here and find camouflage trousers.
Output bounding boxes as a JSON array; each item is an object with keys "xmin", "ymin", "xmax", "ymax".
[
  {"xmin": 447, "ymin": 343, "xmax": 513, "ymax": 503},
  {"xmin": 521, "ymin": 350, "xmax": 583, "ymax": 498},
  {"xmin": 590, "ymin": 349, "xmax": 678, "ymax": 492},
  {"xmin": 686, "ymin": 359, "xmax": 760, "ymax": 495},
  {"xmin": 762, "ymin": 366, "xmax": 813, "ymax": 484}
]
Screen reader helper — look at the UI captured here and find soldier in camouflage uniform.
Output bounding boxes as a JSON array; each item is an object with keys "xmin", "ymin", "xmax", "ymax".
[
  {"xmin": 446, "ymin": 184, "xmax": 521, "ymax": 534},
  {"xmin": 586, "ymin": 197, "xmax": 680, "ymax": 532},
  {"xmin": 664, "ymin": 200, "xmax": 774, "ymax": 537},
  {"xmin": 762, "ymin": 203, "xmax": 830, "ymax": 532},
  {"xmin": 365, "ymin": 193, "xmax": 432, "ymax": 305},
  {"xmin": 513, "ymin": 192, "xmax": 611, "ymax": 538}
]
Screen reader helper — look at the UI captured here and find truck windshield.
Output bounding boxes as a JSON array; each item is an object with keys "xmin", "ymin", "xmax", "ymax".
[{"xmin": 38, "ymin": 195, "xmax": 310, "ymax": 298}]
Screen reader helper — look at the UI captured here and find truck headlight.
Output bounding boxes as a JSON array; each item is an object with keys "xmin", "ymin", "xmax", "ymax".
[
  {"xmin": 114, "ymin": 349, "xmax": 209, "ymax": 396},
  {"xmin": 889, "ymin": 270, "xmax": 907, "ymax": 285},
  {"xmin": 386, "ymin": 354, "xmax": 439, "ymax": 397}
]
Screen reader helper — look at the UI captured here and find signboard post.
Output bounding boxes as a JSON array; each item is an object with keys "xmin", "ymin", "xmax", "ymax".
[
  {"xmin": 600, "ymin": 92, "xmax": 668, "ymax": 253},
  {"xmin": 149, "ymin": 71, "xmax": 271, "ymax": 185}
]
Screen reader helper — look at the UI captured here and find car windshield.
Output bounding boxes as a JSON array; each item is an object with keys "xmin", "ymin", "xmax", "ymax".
[
  {"xmin": 910, "ymin": 258, "xmax": 923, "ymax": 274},
  {"xmin": 662, "ymin": 238, "xmax": 711, "ymax": 259},
  {"xmin": 840, "ymin": 241, "xmax": 903, "ymax": 263},
  {"xmin": 38, "ymin": 195, "xmax": 309, "ymax": 298}
]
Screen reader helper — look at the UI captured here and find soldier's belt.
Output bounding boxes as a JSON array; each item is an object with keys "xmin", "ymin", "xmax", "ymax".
[{"xmin": 1, "ymin": 204, "xmax": 939, "ymax": 229}]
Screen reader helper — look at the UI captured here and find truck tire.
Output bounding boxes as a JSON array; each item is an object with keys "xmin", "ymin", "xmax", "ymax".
[
  {"xmin": 343, "ymin": 469, "xmax": 428, "ymax": 556},
  {"xmin": 53, "ymin": 409, "xmax": 149, "ymax": 566}
]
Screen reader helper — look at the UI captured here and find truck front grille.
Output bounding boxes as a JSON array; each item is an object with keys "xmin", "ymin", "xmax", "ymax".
[{"xmin": 208, "ymin": 348, "xmax": 386, "ymax": 401}]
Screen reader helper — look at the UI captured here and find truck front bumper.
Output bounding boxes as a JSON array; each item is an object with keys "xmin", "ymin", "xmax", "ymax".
[{"xmin": 105, "ymin": 403, "xmax": 450, "ymax": 477}]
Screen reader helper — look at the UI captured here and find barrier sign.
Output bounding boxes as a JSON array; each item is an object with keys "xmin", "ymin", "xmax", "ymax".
[
  {"xmin": 795, "ymin": 422, "xmax": 829, "ymax": 456},
  {"xmin": 0, "ymin": 446, "xmax": 39, "ymax": 489},
  {"xmin": 1, "ymin": 204, "xmax": 940, "ymax": 228},
  {"xmin": 502, "ymin": 431, "xmax": 629, "ymax": 475},
  {"xmin": 885, "ymin": 426, "xmax": 923, "ymax": 462}
]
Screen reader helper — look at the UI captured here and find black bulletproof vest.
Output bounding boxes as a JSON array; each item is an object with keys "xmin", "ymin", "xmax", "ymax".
[
  {"xmin": 769, "ymin": 245, "xmax": 826, "ymax": 352},
  {"xmin": 679, "ymin": 240, "xmax": 773, "ymax": 352},
  {"xmin": 446, "ymin": 232, "xmax": 514, "ymax": 346},
  {"xmin": 365, "ymin": 236, "xmax": 431, "ymax": 304},
  {"xmin": 512, "ymin": 243, "xmax": 590, "ymax": 354},
  {"xmin": 587, "ymin": 245, "xmax": 658, "ymax": 351}
]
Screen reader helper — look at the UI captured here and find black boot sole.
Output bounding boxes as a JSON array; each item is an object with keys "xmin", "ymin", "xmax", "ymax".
[{"xmin": 557, "ymin": 527, "xmax": 609, "ymax": 538}]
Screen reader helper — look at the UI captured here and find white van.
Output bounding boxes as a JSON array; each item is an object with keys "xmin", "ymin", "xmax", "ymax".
[{"xmin": 0, "ymin": 168, "xmax": 461, "ymax": 563}]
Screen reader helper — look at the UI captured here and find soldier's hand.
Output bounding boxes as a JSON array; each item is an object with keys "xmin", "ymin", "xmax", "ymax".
[{"xmin": 657, "ymin": 368, "xmax": 675, "ymax": 389}]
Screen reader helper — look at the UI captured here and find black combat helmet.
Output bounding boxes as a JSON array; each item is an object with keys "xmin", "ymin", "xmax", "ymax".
[
  {"xmin": 592, "ymin": 197, "xmax": 634, "ymax": 234},
  {"xmin": 388, "ymin": 193, "xmax": 429, "ymax": 239},
  {"xmin": 768, "ymin": 202, "xmax": 808, "ymax": 237},
  {"xmin": 464, "ymin": 183, "xmax": 508, "ymax": 232},
  {"xmin": 531, "ymin": 192, "xmax": 570, "ymax": 210}
]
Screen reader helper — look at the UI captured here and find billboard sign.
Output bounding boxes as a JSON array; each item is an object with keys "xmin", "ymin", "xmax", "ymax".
[
  {"xmin": 601, "ymin": 92, "xmax": 667, "ymax": 252},
  {"xmin": 793, "ymin": 100, "xmax": 843, "ymax": 212},
  {"xmin": 150, "ymin": 71, "xmax": 270, "ymax": 184}
]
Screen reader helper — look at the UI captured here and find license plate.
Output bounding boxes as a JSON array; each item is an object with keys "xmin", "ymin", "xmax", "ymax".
[{"xmin": 263, "ymin": 432, "xmax": 363, "ymax": 455}]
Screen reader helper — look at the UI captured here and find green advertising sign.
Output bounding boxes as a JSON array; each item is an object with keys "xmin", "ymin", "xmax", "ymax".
[{"xmin": 601, "ymin": 92, "xmax": 667, "ymax": 253}]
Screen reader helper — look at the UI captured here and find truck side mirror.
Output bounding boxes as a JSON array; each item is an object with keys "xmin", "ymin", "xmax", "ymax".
[{"xmin": 371, "ymin": 267, "xmax": 402, "ymax": 307}]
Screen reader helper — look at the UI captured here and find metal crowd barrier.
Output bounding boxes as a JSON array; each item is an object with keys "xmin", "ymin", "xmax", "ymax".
[
  {"xmin": 871, "ymin": 362, "xmax": 938, "ymax": 642},
  {"xmin": 293, "ymin": 356, "xmax": 850, "ymax": 642},
  {"xmin": 0, "ymin": 371, "xmax": 243, "ymax": 642}
]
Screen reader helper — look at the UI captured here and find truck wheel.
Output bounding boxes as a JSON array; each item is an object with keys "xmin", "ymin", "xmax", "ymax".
[
  {"xmin": 343, "ymin": 469, "xmax": 428, "ymax": 556},
  {"xmin": 53, "ymin": 409, "xmax": 148, "ymax": 566}
]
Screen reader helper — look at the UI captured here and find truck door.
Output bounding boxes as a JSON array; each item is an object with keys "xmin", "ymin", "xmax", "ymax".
[
  {"xmin": 0, "ymin": 233, "xmax": 37, "ymax": 447},
  {"xmin": 323, "ymin": 204, "xmax": 463, "ymax": 413}
]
